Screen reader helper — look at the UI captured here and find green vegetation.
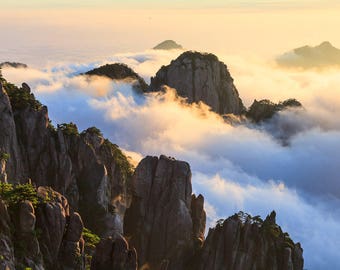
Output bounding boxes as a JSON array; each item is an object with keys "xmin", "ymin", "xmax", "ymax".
[
  {"xmin": 0, "ymin": 151, "xmax": 10, "ymax": 162},
  {"xmin": 0, "ymin": 183, "xmax": 48, "ymax": 208},
  {"xmin": 83, "ymin": 227, "xmax": 100, "ymax": 249},
  {"xmin": 103, "ymin": 139, "xmax": 134, "ymax": 179},
  {"xmin": 1, "ymin": 78, "xmax": 42, "ymax": 111},
  {"xmin": 83, "ymin": 227, "xmax": 100, "ymax": 270},
  {"xmin": 179, "ymin": 51, "xmax": 219, "ymax": 62},
  {"xmin": 246, "ymin": 98, "xmax": 302, "ymax": 123},
  {"xmin": 81, "ymin": 126, "xmax": 103, "ymax": 137},
  {"xmin": 57, "ymin": 122, "xmax": 79, "ymax": 136}
]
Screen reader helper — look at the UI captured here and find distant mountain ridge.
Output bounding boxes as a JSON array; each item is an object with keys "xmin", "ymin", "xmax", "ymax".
[
  {"xmin": 153, "ymin": 40, "xmax": 183, "ymax": 50},
  {"xmin": 277, "ymin": 41, "xmax": 340, "ymax": 68}
]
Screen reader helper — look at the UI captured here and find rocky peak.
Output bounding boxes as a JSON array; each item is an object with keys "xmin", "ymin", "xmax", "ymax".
[
  {"xmin": 84, "ymin": 63, "xmax": 148, "ymax": 91},
  {"xmin": 246, "ymin": 98, "xmax": 302, "ymax": 123},
  {"xmin": 148, "ymin": 51, "xmax": 245, "ymax": 115},
  {"xmin": 196, "ymin": 211, "xmax": 304, "ymax": 270},
  {"xmin": 124, "ymin": 155, "xmax": 206, "ymax": 270}
]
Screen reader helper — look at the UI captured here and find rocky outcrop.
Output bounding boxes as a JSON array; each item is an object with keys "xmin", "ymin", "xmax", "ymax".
[
  {"xmin": 84, "ymin": 63, "xmax": 148, "ymax": 91},
  {"xmin": 196, "ymin": 211, "xmax": 304, "ymax": 270},
  {"xmin": 148, "ymin": 51, "xmax": 245, "ymax": 115},
  {"xmin": 124, "ymin": 155, "xmax": 206, "ymax": 270},
  {"xmin": 0, "ymin": 186, "xmax": 85, "ymax": 270},
  {"xmin": 246, "ymin": 98, "xmax": 302, "ymax": 123},
  {"xmin": 0, "ymin": 79, "xmax": 134, "ymax": 237},
  {"xmin": 91, "ymin": 234, "xmax": 137, "ymax": 270},
  {"xmin": 153, "ymin": 40, "xmax": 183, "ymax": 50}
]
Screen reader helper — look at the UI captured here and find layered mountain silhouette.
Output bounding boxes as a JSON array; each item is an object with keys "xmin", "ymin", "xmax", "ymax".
[{"xmin": 277, "ymin": 41, "xmax": 340, "ymax": 69}]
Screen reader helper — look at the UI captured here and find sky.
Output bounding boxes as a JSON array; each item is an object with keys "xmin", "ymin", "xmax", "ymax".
[
  {"xmin": 1, "ymin": 1, "xmax": 340, "ymax": 269},
  {"xmin": 1, "ymin": 1, "xmax": 340, "ymax": 66},
  {"xmin": 1, "ymin": 0, "xmax": 339, "ymax": 9}
]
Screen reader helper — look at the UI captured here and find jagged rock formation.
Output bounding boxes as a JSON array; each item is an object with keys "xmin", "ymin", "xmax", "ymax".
[
  {"xmin": 0, "ymin": 79, "xmax": 134, "ymax": 237},
  {"xmin": 196, "ymin": 211, "xmax": 303, "ymax": 270},
  {"xmin": 84, "ymin": 63, "xmax": 148, "ymax": 91},
  {"xmin": 153, "ymin": 40, "xmax": 183, "ymax": 50},
  {"xmin": 246, "ymin": 98, "xmax": 302, "ymax": 123},
  {"xmin": 277, "ymin": 41, "xmax": 340, "ymax": 69},
  {"xmin": 0, "ymin": 186, "xmax": 85, "ymax": 270},
  {"xmin": 124, "ymin": 155, "xmax": 206, "ymax": 270},
  {"xmin": 148, "ymin": 51, "xmax": 245, "ymax": 115},
  {"xmin": 91, "ymin": 234, "xmax": 137, "ymax": 270}
]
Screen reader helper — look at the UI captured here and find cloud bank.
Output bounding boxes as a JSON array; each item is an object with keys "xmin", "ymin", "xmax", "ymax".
[{"xmin": 2, "ymin": 50, "xmax": 340, "ymax": 270}]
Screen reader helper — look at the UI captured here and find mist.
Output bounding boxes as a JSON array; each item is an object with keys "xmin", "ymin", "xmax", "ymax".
[{"xmin": 2, "ymin": 49, "xmax": 340, "ymax": 269}]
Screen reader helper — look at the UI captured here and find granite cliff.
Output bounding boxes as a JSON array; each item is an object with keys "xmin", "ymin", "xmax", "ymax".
[
  {"xmin": 0, "ymin": 79, "xmax": 133, "ymax": 237},
  {"xmin": 148, "ymin": 51, "xmax": 245, "ymax": 115}
]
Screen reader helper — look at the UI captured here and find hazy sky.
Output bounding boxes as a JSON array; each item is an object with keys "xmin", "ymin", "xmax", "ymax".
[
  {"xmin": 1, "ymin": 2, "xmax": 340, "ymax": 66},
  {"xmin": 1, "ymin": 0, "xmax": 339, "ymax": 9}
]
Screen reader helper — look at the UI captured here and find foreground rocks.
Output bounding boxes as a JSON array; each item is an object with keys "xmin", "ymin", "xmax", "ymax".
[
  {"xmin": 124, "ymin": 155, "xmax": 206, "ymax": 270},
  {"xmin": 91, "ymin": 234, "xmax": 137, "ymax": 270},
  {"xmin": 0, "ymin": 187, "xmax": 85, "ymax": 270},
  {"xmin": 148, "ymin": 51, "xmax": 245, "ymax": 115}
]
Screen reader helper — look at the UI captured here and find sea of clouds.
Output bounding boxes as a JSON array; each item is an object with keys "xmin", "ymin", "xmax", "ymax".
[{"xmin": 3, "ymin": 49, "xmax": 340, "ymax": 270}]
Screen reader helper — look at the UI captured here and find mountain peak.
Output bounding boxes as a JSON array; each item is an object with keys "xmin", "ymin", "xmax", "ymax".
[{"xmin": 153, "ymin": 40, "xmax": 183, "ymax": 50}]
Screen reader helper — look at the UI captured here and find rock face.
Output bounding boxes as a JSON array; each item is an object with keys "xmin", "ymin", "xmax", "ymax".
[
  {"xmin": 124, "ymin": 155, "xmax": 206, "ymax": 270},
  {"xmin": 91, "ymin": 234, "xmax": 137, "ymax": 270},
  {"xmin": 148, "ymin": 51, "xmax": 245, "ymax": 115},
  {"xmin": 0, "ymin": 79, "xmax": 134, "ymax": 237},
  {"xmin": 0, "ymin": 187, "xmax": 85, "ymax": 270},
  {"xmin": 84, "ymin": 63, "xmax": 148, "ymax": 91},
  {"xmin": 153, "ymin": 40, "xmax": 183, "ymax": 50},
  {"xmin": 246, "ymin": 98, "xmax": 302, "ymax": 123},
  {"xmin": 196, "ymin": 211, "xmax": 304, "ymax": 270}
]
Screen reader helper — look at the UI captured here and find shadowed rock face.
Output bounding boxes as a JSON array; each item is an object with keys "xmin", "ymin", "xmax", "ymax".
[
  {"xmin": 148, "ymin": 51, "xmax": 245, "ymax": 115},
  {"xmin": 84, "ymin": 63, "xmax": 148, "ymax": 91},
  {"xmin": 0, "ymin": 187, "xmax": 85, "ymax": 270},
  {"xmin": 0, "ymin": 80, "xmax": 134, "ymax": 237},
  {"xmin": 91, "ymin": 234, "xmax": 137, "ymax": 270},
  {"xmin": 196, "ymin": 211, "xmax": 304, "ymax": 270},
  {"xmin": 124, "ymin": 155, "xmax": 206, "ymax": 270}
]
